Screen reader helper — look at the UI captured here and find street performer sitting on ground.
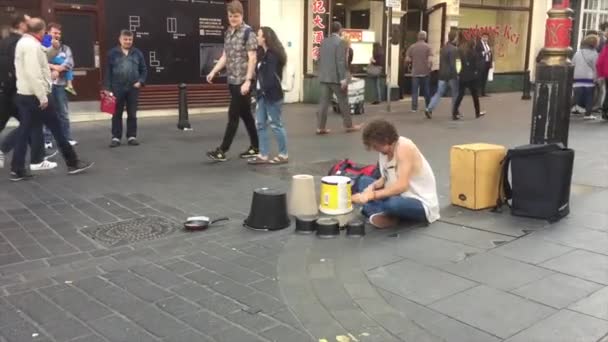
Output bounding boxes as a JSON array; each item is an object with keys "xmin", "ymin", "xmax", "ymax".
[{"xmin": 352, "ymin": 119, "xmax": 440, "ymax": 229}]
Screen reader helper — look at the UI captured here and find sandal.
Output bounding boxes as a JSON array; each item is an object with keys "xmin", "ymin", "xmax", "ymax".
[
  {"xmin": 316, "ymin": 129, "xmax": 331, "ymax": 135},
  {"xmin": 247, "ymin": 156, "xmax": 270, "ymax": 165},
  {"xmin": 269, "ymin": 156, "xmax": 289, "ymax": 165}
]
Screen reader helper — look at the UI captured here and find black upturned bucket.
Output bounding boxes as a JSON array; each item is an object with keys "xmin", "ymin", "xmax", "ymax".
[
  {"xmin": 346, "ymin": 219, "xmax": 365, "ymax": 237},
  {"xmin": 244, "ymin": 188, "xmax": 291, "ymax": 231},
  {"xmin": 295, "ymin": 216, "xmax": 317, "ymax": 234},
  {"xmin": 316, "ymin": 217, "xmax": 340, "ymax": 238}
]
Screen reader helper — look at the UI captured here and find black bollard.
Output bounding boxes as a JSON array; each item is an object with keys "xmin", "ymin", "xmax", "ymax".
[
  {"xmin": 521, "ymin": 70, "xmax": 532, "ymax": 100},
  {"xmin": 177, "ymin": 83, "xmax": 192, "ymax": 130}
]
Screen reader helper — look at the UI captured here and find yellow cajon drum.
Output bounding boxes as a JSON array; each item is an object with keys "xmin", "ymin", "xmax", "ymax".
[{"xmin": 450, "ymin": 143, "xmax": 506, "ymax": 210}]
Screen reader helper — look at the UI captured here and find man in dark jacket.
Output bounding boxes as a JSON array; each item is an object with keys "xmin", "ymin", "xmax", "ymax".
[
  {"xmin": 425, "ymin": 31, "xmax": 459, "ymax": 119},
  {"xmin": 476, "ymin": 33, "xmax": 493, "ymax": 97},
  {"xmin": 104, "ymin": 30, "xmax": 147, "ymax": 148}
]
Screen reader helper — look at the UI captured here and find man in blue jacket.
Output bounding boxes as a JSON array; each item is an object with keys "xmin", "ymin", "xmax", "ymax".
[{"xmin": 104, "ymin": 30, "xmax": 147, "ymax": 148}]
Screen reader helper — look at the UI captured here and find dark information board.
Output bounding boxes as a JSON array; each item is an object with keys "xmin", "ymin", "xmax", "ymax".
[{"xmin": 104, "ymin": 0, "xmax": 228, "ymax": 84}]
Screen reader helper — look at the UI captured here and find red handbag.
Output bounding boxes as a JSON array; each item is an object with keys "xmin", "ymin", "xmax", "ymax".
[{"xmin": 100, "ymin": 91, "xmax": 116, "ymax": 115}]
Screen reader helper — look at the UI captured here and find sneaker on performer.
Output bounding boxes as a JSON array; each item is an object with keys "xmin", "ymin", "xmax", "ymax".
[
  {"xmin": 10, "ymin": 171, "xmax": 33, "ymax": 182},
  {"xmin": 239, "ymin": 146, "xmax": 259, "ymax": 159},
  {"xmin": 0, "ymin": 151, "xmax": 4, "ymax": 169},
  {"xmin": 207, "ymin": 148, "xmax": 228, "ymax": 162},
  {"xmin": 69, "ymin": 140, "xmax": 78, "ymax": 146},
  {"xmin": 30, "ymin": 160, "xmax": 58, "ymax": 171},
  {"xmin": 67, "ymin": 161, "xmax": 94, "ymax": 175}
]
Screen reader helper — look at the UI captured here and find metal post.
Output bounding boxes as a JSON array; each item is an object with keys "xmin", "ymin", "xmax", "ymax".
[
  {"xmin": 521, "ymin": 70, "xmax": 532, "ymax": 100},
  {"xmin": 530, "ymin": 0, "xmax": 574, "ymax": 147},
  {"xmin": 177, "ymin": 83, "xmax": 192, "ymax": 131},
  {"xmin": 386, "ymin": 7, "xmax": 392, "ymax": 113}
]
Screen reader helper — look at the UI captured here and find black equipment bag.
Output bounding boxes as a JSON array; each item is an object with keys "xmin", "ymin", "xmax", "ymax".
[{"xmin": 496, "ymin": 143, "xmax": 574, "ymax": 222}]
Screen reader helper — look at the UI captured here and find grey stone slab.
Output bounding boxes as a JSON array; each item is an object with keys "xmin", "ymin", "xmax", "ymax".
[
  {"xmin": 39, "ymin": 285, "xmax": 113, "ymax": 322},
  {"xmin": 171, "ymin": 282, "xmax": 215, "ymax": 302},
  {"xmin": 226, "ymin": 309, "xmax": 279, "ymax": 332},
  {"xmin": 89, "ymin": 315, "xmax": 157, "ymax": 342},
  {"xmin": 440, "ymin": 252, "xmax": 553, "ymax": 291},
  {"xmin": 0, "ymin": 298, "xmax": 25, "ymax": 328},
  {"xmin": 1, "ymin": 229, "xmax": 36, "ymax": 247},
  {"xmin": 156, "ymin": 296, "xmax": 200, "ymax": 317},
  {"xmin": 0, "ymin": 242, "xmax": 17, "ymax": 255},
  {"xmin": 89, "ymin": 245, "xmax": 133, "ymax": 258},
  {"xmin": 186, "ymin": 269, "xmax": 256, "ymax": 302},
  {"xmin": 91, "ymin": 197, "xmax": 139, "ymax": 220},
  {"xmin": 0, "ymin": 259, "xmax": 46, "ymax": 276},
  {"xmin": 505, "ymin": 309, "xmax": 608, "ymax": 342},
  {"xmin": 0, "ymin": 319, "xmax": 51, "ymax": 342},
  {"xmin": 236, "ymin": 291, "xmax": 285, "ymax": 315},
  {"xmin": 562, "ymin": 212, "xmax": 608, "ymax": 232},
  {"xmin": 104, "ymin": 270, "xmax": 173, "ymax": 302},
  {"xmin": 569, "ymin": 286, "xmax": 608, "ymax": 320},
  {"xmin": 0, "ymin": 252, "xmax": 24, "ymax": 267},
  {"xmin": 211, "ymin": 325, "xmax": 266, "ymax": 342},
  {"xmin": 196, "ymin": 294, "xmax": 247, "ymax": 316},
  {"xmin": 4, "ymin": 278, "xmax": 55, "ymax": 295},
  {"xmin": 260, "ymin": 324, "xmax": 313, "ymax": 342},
  {"xmin": 129, "ymin": 306, "xmax": 191, "ymax": 339},
  {"xmin": 250, "ymin": 278, "xmax": 281, "ymax": 299},
  {"xmin": 359, "ymin": 242, "xmax": 404, "ymax": 271},
  {"xmin": 42, "ymin": 316, "xmax": 93, "ymax": 342},
  {"xmin": 183, "ymin": 253, "xmax": 264, "ymax": 284},
  {"xmin": 541, "ymin": 250, "xmax": 608, "ymax": 285},
  {"xmin": 130, "ymin": 263, "xmax": 188, "ymax": 288},
  {"xmin": 6, "ymin": 291, "xmax": 67, "ymax": 326},
  {"xmin": 15, "ymin": 244, "xmax": 51, "ymax": 260},
  {"xmin": 492, "ymin": 236, "xmax": 574, "ymax": 264},
  {"xmin": 47, "ymin": 252, "xmax": 90, "ymax": 266},
  {"xmin": 430, "ymin": 285, "xmax": 555, "ymax": 339},
  {"xmin": 378, "ymin": 289, "xmax": 501, "ymax": 342},
  {"xmin": 180, "ymin": 309, "xmax": 234, "ymax": 335},
  {"xmin": 164, "ymin": 329, "xmax": 214, "ymax": 342},
  {"xmin": 310, "ymin": 280, "xmax": 358, "ymax": 311},
  {"xmin": 367, "ymin": 258, "xmax": 477, "ymax": 305},
  {"xmin": 512, "ymin": 273, "xmax": 603, "ymax": 309},
  {"xmin": 534, "ymin": 225, "xmax": 608, "ymax": 255},
  {"xmin": 394, "ymin": 232, "xmax": 484, "ymax": 267},
  {"xmin": 69, "ymin": 334, "xmax": 107, "ymax": 342},
  {"xmin": 160, "ymin": 259, "xmax": 201, "ymax": 275},
  {"xmin": 417, "ymin": 221, "xmax": 515, "ymax": 249},
  {"xmin": 34, "ymin": 237, "xmax": 78, "ymax": 256},
  {"xmin": 72, "ymin": 200, "xmax": 119, "ymax": 223},
  {"xmin": 105, "ymin": 193, "xmax": 146, "ymax": 210}
]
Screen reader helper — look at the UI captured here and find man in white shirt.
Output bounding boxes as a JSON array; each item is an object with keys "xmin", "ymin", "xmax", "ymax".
[{"xmin": 10, "ymin": 18, "xmax": 92, "ymax": 181}]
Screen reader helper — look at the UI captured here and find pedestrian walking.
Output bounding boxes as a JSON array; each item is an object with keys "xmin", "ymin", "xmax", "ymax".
[
  {"xmin": 206, "ymin": 0, "xmax": 259, "ymax": 162},
  {"xmin": 104, "ymin": 30, "xmax": 147, "ymax": 148},
  {"xmin": 476, "ymin": 32, "xmax": 493, "ymax": 97},
  {"xmin": 247, "ymin": 26, "xmax": 289, "ymax": 165},
  {"xmin": 425, "ymin": 31, "xmax": 459, "ymax": 119},
  {"xmin": 597, "ymin": 32, "xmax": 608, "ymax": 121},
  {"xmin": 10, "ymin": 18, "xmax": 92, "ymax": 181},
  {"xmin": 316, "ymin": 21, "xmax": 362, "ymax": 135},
  {"xmin": 0, "ymin": 13, "xmax": 53, "ymax": 171},
  {"xmin": 405, "ymin": 31, "xmax": 433, "ymax": 112},
  {"xmin": 368, "ymin": 42, "xmax": 384, "ymax": 105},
  {"xmin": 44, "ymin": 22, "xmax": 78, "ymax": 149},
  {"xmin": 453, "ymin": 39, "xmax": 485, "ymax": 120},
  {"xmin": 572, "ymin": 34, "xmax": 599, "ymax": 120}
]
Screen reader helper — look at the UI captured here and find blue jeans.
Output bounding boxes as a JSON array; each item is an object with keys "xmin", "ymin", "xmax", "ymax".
[
  {"xmin": 574, "ymin": 86, "xmax": 594, "ymax": 115},
  {"xmin": 411, "ymin": 76, "xmax": 431, "ymax": 111},
  {"xmin": 356, "ymin": 176, "xmax": 428, "ymax": 223},
  {"xmin": 255, "ymin": 97, "xmax": 288, "ymax": 157},
  {"xmin": 44, "ymin": 85, "xmax": 71, "ymax": 143},
  {"xmin": 428, "ymin": 79, "xmax": 459, "ymax": 113},
  {"xmin": 12, "ymin": 95, "xmax": 78, "ymax": 173},
  {"xmin": 370, "ymin": 77, "xmax": 384, "ymax": 102}
]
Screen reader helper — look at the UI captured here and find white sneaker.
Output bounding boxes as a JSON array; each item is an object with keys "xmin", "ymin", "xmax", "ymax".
[
  {"xmin": 45, "ymin": 142, "xmax": 53, "ymax": 150},
  {"xmin": 584, "ymin": 115, "xmax": 597, "ymax": 120},
  {"xmin": 30, "ymin": 160, "xmax": 58, "ymax": 171},
  {"xmin": 0, "ymin": 151, "xmax": 4, "ymax": 169},
  {"xmin": 69, "ymin": 140, "xmax": 78, "ymax": 146}
]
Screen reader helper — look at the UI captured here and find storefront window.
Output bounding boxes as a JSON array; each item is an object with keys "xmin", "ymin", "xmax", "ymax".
[
  {"xmin": 306, "ymin": 0, "xmax": 385, "ymax": 74},
  {"xmin": 459, "ymin": 7, "xmax": 529, "ymax": 72},
  {"xmin": 460, "ymin": 0, "xmax": 530, "ymax": 7}
]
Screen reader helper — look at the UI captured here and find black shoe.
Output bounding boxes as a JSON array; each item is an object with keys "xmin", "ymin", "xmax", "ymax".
[
  {"xmin": 476, "ymin": 111, "xmax": 486, "ymax": 118},
  {"xmin": 127, "ymin": 138, "xmax": 140, "ymax": 146},
  {"xmin": 207, "ymin": 148, "xmax": 227, "ymax": 162},
  {"xmin": 424, "ymin": 109, "xmax": 432, "ymax": 119},
  {"xmin": 371, "ymin": 101, "xmax": 380, "ymax": 105},
  {"xmin": 602, "ymin": 113, "xmax": 608, "ymax": 121},
  {"xmin": 68, "ymin": 161, "xmax": 94, "ymax": 175},
  {"xmin": 239, "ymin": 147, "xmax": 259, "ymax": 159},
  {"xmin": 10, "ymin": 171, "xmax": 33, "ymax": 182},
  {"xmin": 452, "ymin": 115, "xmax": 461, "ymax": 121},
  {"xmin": 109, "ymin": 139, "xmax": 121, "ymax": 148}
]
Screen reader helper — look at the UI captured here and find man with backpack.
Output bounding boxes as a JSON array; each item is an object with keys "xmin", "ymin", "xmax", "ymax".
[
  {"xmin": 205, "ymin": 0, "xmax": 259, "ymax": 162},
  {"xmin": 0, "ymin": 13, "xmax": 56, "ymax": 171}
]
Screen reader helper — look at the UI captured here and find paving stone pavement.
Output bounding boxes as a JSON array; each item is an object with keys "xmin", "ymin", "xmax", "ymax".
[{"xmin": 0, "ymin": 94, "xmax": 607, "ymax": 342}]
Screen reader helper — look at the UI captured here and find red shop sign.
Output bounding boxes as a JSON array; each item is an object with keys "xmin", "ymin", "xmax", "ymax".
[{"xmin": 311, "ymin": 0, "xmax": 327, "ymax": 60}]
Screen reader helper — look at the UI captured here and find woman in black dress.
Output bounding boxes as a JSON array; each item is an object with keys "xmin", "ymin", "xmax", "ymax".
[{"xmin": 452, "ymin": 39, "xmax": 486, "ymax": 120}]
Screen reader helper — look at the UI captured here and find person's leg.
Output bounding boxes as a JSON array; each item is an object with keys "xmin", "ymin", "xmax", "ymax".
[
  {"xmin": 40, "ymin": 98, "xmax": 78, "ymax": 167},
  {"xmin": 29, "ymin": 122, "xmax": 45, "ymax": 165},
  {"xmin": 470, "ymin": 81, "xmax": 481, "ymax": 116},
  {"xmin": 219, "ymin": 85, "xmax": 242, "ymax": 152},
  {"xmin": 332, "ymin": 84, "xmax": 353, "ymax": 128},
  {"xmin": 317, "ymin": 83, "xmax": 331, "ymax": 131},
  {"xmin": 10, "ymin": 96, "xmax": 36, "ymax": 174},
  {"xmin": 453, "ymin": 80, "xmax": 466, "ymax": 117},
  {"xmin": 355, "ymin": 176, "xmax": 376, "ymax": 194},
  {"xmin": 411, "ymin": 77, "xmax": 420, "ymax": 111},
  {"xmin": 449, "ymin": 78, "xmax": 459, "ymax": 114},
  {"xmin": 584, "ymin": 87, "xmax": 595, "ymax": 118},
  {"xmin": 112, "ymin": 91, "xmax": 127, "ymax": 140},
  {"xmin": 383, "ymin": 196, "xmax": 428, "ymax": 223},
  {"xmin": 237, "ymin": 90, "xmax": 259, "ymax": 150},
  {"xmin": 422, "ymin": 76, "xmax": 431, "ymax": 108},
  {"xmin": 427, "ymin": 80, "xmax": 447, "ymax": 111},
  {"xmin": 52, "ymin": 85, "xmax": 71, "ymax": 141},
  {"xmin": 480, "ymin": 65, "xmax": 489, "ymax": 96},
  {"xmin": 255, "ymin": 97, "xmax": 270, "ymax": 158},
  {"xmin": 266, "ymin": 99, "xmax": 288, "ymax": 157},
  {"xmin": 375, "ymin": 77, "xmax": 383, "ymax": 102},
  {"xmin": 125, "ymin": 88, "xmax": 139, "ymax": 140}
]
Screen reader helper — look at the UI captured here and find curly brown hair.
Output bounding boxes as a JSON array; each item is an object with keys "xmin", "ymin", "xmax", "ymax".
[{"xmin": 362, "ymin": 120, "xmax": 399, "ymax": 149}]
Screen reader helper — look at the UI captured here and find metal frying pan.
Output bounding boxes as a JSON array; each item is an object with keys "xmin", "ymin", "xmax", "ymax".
[{"xmin": 184, "ymin": 216, "xmax": 229, "ymax": 231}]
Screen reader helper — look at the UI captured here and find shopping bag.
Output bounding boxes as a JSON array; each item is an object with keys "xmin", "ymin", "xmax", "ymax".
[
  {"xmin": 100, "ymin": 91, "xmax": 116, "ymax": 115},
  {"xmin": 488, "ymin": 68, "xmax": 494, "ymax": 82}
]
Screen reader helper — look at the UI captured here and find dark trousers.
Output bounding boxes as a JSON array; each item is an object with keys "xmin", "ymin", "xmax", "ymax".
[
  {"xmin": 603, "ymin": 82, "xmax": 608, "ymax": 114},
  {"xmin": 574, "ymin": 87, "xmax": 595, "ymax": 115},
  {"xmin": 0, "ymin": 87, "xmax": 17, "ymax": 132},
  {"xmin": 12, "ymin": 95, "xmax": 78, "ymax": 173},
  {"xmin": 0, "ymin": 89, "xmax": 45, "ymax": 164},
  {"xmin": 219, "ymin": 84, "xmax": 259, "ymax": 152},
  {"xmin": 454, "ymin": 79, "xmax": 481, "ymax": 116},
  {"xmin": 480, "ymin": 63, "xmax": 491, "ymax": 95},
  {"xmin": 112, "ymin": 88, "xmax": 139, "ymax": 139}
]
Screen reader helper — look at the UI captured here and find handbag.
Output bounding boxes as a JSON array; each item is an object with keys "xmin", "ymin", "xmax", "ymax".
[
  {"xmin": 100, "ymin": 91, "xmax": 116, "ymax": 115},
  {"xmin": 367, "ymin": 64, "xmax": 382, "ymax": 76}
]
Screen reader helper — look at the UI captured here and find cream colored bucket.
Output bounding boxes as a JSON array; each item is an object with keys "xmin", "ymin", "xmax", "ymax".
[{"xmin": 319, "ymin": 176, "xmax": 353, "ymax": 215}]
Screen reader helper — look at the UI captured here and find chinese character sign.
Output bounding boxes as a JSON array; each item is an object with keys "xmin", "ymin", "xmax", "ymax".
[{"xmin": 311, "ymin": 0, "xmax": 328, "ymax": 61}]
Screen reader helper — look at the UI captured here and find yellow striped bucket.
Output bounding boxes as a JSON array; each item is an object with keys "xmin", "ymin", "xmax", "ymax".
[{"xmin": 319, "ymin": 176, "xmax": 353, "ymax": 215}]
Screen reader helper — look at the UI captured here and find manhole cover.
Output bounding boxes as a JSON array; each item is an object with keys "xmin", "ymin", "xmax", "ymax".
[
  {"xmin": 249, "ymin": 159, "xmax": 338, "ymax": 181},
  {"xmin": 81, "ymin": 216, "xmax": 179, "ymax": 248}
]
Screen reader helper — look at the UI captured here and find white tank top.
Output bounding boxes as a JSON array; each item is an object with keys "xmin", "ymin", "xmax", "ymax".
[{"xmin": 378, "ymin": 137, "xmax": 441, "ymax": 223}]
